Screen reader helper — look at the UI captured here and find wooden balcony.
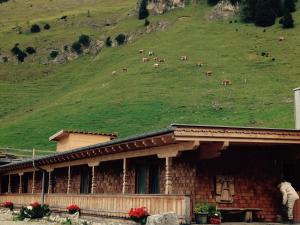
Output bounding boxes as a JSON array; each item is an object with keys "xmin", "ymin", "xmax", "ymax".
[{"xmin": 0, "ymin": 193, "xmax": 191, "ymax": 223}]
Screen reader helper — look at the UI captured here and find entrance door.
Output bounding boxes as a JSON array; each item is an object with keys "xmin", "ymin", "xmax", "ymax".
[
  {"xmin": 135, "ymin": 163, "xmax": 160, "ymax": 194},
  {"xmin": 136, "ymin": 165, "xmax": 147, "ymax": 194},
  {"xmin": 80, "ymin": 167, "xmax": 91, "ymax": 194}
]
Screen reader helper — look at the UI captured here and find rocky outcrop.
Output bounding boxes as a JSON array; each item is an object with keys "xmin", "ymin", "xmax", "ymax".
[
  {"xmin": 206, "ymin": 1, "xmax": 240, "ymax": 20},
  {"xmin": 146, "ymin": 212, "xmax": 179, "ymax": 225},
  {"xmin": 138, "ymin": 0, "xmax": 188, "ymax": 15}
]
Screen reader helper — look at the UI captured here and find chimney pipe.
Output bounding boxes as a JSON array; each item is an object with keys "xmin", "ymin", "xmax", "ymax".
[{"xmin": 293, "ymin": 88, "xmax": 300, "ymax": 129}]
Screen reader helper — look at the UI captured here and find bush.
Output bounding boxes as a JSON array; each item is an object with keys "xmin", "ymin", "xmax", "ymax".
[
  {"xmin": 282, "ymin": 9, "xmax": 294, "ymax": 28},
  {"xmin": 144, "ymin": 19, "xmax": 150, "ymax": 26},
  {"xmin": 25, "ymin": 46, "xmax": 36, "ymax": 54},
  {"xmin": 138, "ymin": 0, "xmax": 149, "ymax": 20},
  {"xmin": 254, "ymin": 0, "xmax": 276, "ymax": 27},
  {"xmin": 0, "ymin": 0, "xmax": 9, "ymax": 3},
  {"xmin": 44, "ymin": 23, "xmax": 51, "ymax": 30},
  {"xmin": 105, "ymin": 37, "xmax": 112, "ymax": 47},
  {"xmin": 284, "ymin": 0, "xmax": 296, "ymax": 12},
  {"xmin": 67, "ymin": 204, "xmax": 80, "ymax": 214},
  {"xmin": 240, "ymin": 0, "xmax": 258, "ymax": 22},
  {"xmin": 50, "ymin": 50, "xmax": 59, "ymax": 58},
  {"xmin": 78, "ymin": 34, "xmax": 90, "ymax": 47},
  {"xmin": 71, "ymin": 41, "xmax": 82, "ymax": 54},
  {"xmin": 18, "ymin": 202, "xmax": 50, "ymax": 220},
  {"xmin": 207, "ymin": 0, "xmax": 220, "ymax": 5},
  {"xmin": 30, "ymin": 24, "xmax": 41, "ymax": 33},
  {"xmin": 115, "ymin": 34, "xmax": 126, "ymax": 45},
  {"xmin": 11, "ymin": 44, "xmax": 22, "ymax": 55}
]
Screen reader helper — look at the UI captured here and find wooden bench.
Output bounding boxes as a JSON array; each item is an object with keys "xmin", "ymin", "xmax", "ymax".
[{"xmin": 217, "ymin": 208, "xmax": 262, "ymax": 222}]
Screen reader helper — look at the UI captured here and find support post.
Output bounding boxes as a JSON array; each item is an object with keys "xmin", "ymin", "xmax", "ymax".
[
  {"xmin": 18, "ymin": 173, "xmax": 23, "ymax": 194},
  {"xmin": 67, "ymin": 166, "xmax": 72, "ymax": 194},
  {"xmin": 165, "ymin": 157, "xmax": 173, "ymax": 194},
  {"xmin": 47, "ymin": 170, "xmax": 53, "ymax": 194},
  {"xmin": 32, "ymin": 171, "xmax": 36, "ymax": 194},
  {"xmin": 8, "ymin": 174, "xmax": 11, "ymax": 193},
  {"xmin": 91, "ymin": 166, "xmax": 96, "ymax": 194},
  {"xmin": 122, "ymin": 158, "xmax": 129, "ymax": 194},
  {"xmin": 88, "ymin": 162, "xmax": 100, "ymax": 194},
  {"xmin": 41, "ymin": 171, "xmax": 45, "ymax": 206}
]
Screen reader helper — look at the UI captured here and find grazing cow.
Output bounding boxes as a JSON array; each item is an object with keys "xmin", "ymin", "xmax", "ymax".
[
  {"xmin": 139, "ymin": 49, "xmax": 144, "ymax": 53},
  {"xmin": 122, "ymin": 68, "xmax": 128, "ymax": 72},
  {"xmin": 222, "ymin": 80, "xmax": 232, "ymax": 86},
  {"xmin": 148, "ymin": 51, "xmax": 154, "ymax": 56},
  {"xmin": 206, "ymin": 71, "xmax": 213, "ymax": 76},
  {"xmin": 112, "ymin": 71, "xmax": 117, "ymax": 75},
  {"xmin": 154, "ymin": 63, "xmax": 160, "ymax": 68},
  {"xmin": 196, "ymin": 62, "xmax": 204, "ymax": 67},
  {"xmin": 278, "ymin": 36, "xmax": 285, "ymax": 41},
  {"xmin": 142, "ymin": 57, "xmax": 150, "ymax": 62},
  {"xmin": 180, "ymin": 55, "xmax": 188, "ymax": 61},
  {"xmin": 158, "ymin": 58, "xmax": 165, "ymax": 63}
]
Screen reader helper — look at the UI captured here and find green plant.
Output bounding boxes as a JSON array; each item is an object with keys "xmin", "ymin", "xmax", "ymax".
[
  {"xmin": 194, "ymin": 201, "xmax": 209, "ymax": 214},
  {"xmin": 61, "ymin": 218, "xmax": 72, "ymax": 225},
  {"xmin": 26, "ymin": 47, "xmax": 36, "ymax": 54},
  {"xmin": 30, "ymin": 24, "xmax": 41, "ymax": 33},
  {"xmin": 254, "ymin": 0, "xmax": 276, "ymax": 27},
  {"xmin": 71, "ymin": 41, "xmax": 82, "ymax": 54},
  {"xmin": 105, "ymin": 37, "xmax": 112, "ymax": 47},
  {"xmin": 144, "ymin": 19, "xmax": 150, "ymax": 26},
  {"xmin": 18, "ymin": 202, "xmax": 50, "ymax": 220},
  {"xmin": 44, "ymin": 24, "xmax": 51, "ymax": 30},
  {"xmin": 284, "ymin": 0, "xmax": 296, "ymax": 12},
  {"xmin": 50, "ymin": 50, "xmax": 59, "ymax": 58},
  {"xmin": 138, "ymin": 0, "xmax": 149, "ymax": 20},
  {"xmin": 282, "ymin": 9, "xmax": 294, "ymax": 28},
  {"xmin": 78, "ymin": 34, "xmax": 90, "ymax": 47},
  {"xmin": 115, "ymin": 33, "xmax": 126, "ymax": 45}
]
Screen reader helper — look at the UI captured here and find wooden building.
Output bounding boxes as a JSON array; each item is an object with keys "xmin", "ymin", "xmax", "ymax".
[{"xmin": 1, "ymin": 124, "xmax": 300, "ymax": 223}]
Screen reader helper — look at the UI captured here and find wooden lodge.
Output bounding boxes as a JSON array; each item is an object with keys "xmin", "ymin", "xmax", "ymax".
[{"xmin": 1, "ymin": 124, "xmax": 300, "ymax": 223}]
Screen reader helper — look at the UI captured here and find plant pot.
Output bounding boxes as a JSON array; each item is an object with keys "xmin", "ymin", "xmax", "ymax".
[{"xmin": 195, "ymin": 213, "xmax": 208, "ymax": 224}]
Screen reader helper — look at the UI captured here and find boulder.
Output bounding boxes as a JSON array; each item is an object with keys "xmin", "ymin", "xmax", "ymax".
[{"xmin": 146, "ymin": 212, "xmax": 179, "ymax": 225}]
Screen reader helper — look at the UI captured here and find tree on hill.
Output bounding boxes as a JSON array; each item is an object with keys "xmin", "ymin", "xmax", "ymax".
[
  {"xmin": 254, "ymin": 0, "xmax": 276, "ymax": 27},
  {"xmin": 270, "ymin": 0, "xmax": 283, "ymax": 17},
  {"xmin": 240, "ymin": 0, "xmax": 258, "ymax": 22},
  {"xmin": 282, "ymin": 9, "xmax": 294, "ymax": 28},
  {"xmin": 284, "ymin": 0, "xmax": 296, "ymax": 12},
  {"xmin": 138, "ymin": 0, "xmax": 149, "ymax": 20}
]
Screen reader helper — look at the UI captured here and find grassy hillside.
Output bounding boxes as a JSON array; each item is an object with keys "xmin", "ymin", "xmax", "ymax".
[{"xmin": 0, "ymin": 0, "xmax": 300, "ymax": 156}]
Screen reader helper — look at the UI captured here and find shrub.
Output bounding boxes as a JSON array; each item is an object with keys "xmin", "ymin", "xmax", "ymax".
[
  {"xmin": 44, "ymin": 23, "xmax": 51, "ymax": 30},
  {"xmin": 3, "ymin": 201, "xmax": 14, "ymax": 211},
  {"xmin": 30, "ymin": 24, "xmax": 41, "ymax": 33},
  {"xmin": 50, "ymin": 50, "xmax": 59, "ymax": 58},
  {"xmin": 105, "ymin": 37, "xmax": 112, "ymax": 47},
  {"xmin": 282, "ymin": 9, "xmax": 294, "ymax": 28},
  {"xmin": 11, "ymin": 44, "xmax": 21, "ymax": 55},
  {"xmin": 78, "ymin": 34, "xmax": 90, "ymax": 47},
  {"xmin": 240, "ymin": 0, "xmax": 258, "ymax": 22},
  {"xmin": 17, "ymin": 51, "xmax": 27, "ymax": 62},
  {"xmin": 284, "ymin": 0, "xmax": 296, "ymax": 12},
  {"xmin": 0, "ymin": 0, "xmax": 9, "ymax": 3},
  {"xmin": 71, "ymin": 41, "xmax": 82, "ymax": 54},
  {"xmin": 18, "ymin": 202, "xmax": 50, "ymax": 219},
  {"xmin": 128, "ymin": 207, "xmax": 149, "ymax": 225},
  {"xmin": 115, "ymin": 34, "xmax": 126, "ymax": 45},
  {"xmin": 144, "ymin": 19, "xmax": 150, "ymax": 26},
  {"xmin": 254, "ymin": 0, "xmax": 276, "ymax": 27},
  {"xmin": 67, "ymin": 204, "xmax": 80, "ymax": 214},
  {"xmin": 25, "ymin": 46, "xmax": 36, "ymax": 54},
  {"xmin": 138, "ymin": 0, "xmax": 149, "ymax": 20},
  {"xmin": 207, "ymin": 0, "xmax": 220, "ymax": 5}
]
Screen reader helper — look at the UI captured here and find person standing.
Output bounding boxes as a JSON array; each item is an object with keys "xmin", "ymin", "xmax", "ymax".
[{"xmin": 278, "ymin": 180, "xmax": 299, "ymax": 223}]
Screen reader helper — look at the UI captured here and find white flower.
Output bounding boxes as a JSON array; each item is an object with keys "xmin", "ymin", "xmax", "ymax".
[{"xmin": 27, "ymin": 206, "xmax": 33, "ymax": 210}]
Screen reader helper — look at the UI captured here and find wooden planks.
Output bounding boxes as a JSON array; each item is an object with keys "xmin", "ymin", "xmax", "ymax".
[{"xmin": 0, "ymin": 194, "xmax": 191, "ymax": 223}]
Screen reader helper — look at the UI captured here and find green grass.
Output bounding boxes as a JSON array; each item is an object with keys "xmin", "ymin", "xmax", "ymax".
[{"xmin": 0, "ymin": 0, "xmax": 300, "ymax": 156}]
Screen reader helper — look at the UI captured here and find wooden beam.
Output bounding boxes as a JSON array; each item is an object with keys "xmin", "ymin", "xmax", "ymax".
[{"xmin": 122, "ymin": 158, "xmax": 129, "ymax": 194}]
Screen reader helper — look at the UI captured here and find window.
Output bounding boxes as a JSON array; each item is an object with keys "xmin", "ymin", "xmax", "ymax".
[{"xmin": 80, "ymin": 167, "xmax": 91, "ymax": 194}]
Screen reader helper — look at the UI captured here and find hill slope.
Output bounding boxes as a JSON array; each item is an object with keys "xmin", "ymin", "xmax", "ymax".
[{"xmin": 0, "ymin": 0, "xmax": 300, "ymax": 156}]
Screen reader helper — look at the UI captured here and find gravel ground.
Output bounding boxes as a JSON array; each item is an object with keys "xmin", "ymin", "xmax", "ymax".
[{"xmin": 0, "ymin": 213, "xmax": 59, "ymax": 225}]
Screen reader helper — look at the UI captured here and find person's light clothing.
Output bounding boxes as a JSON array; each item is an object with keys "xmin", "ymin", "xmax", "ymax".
[{"xmin": 279, "ymin": 182, "xmax": 299, "ymax": 220}]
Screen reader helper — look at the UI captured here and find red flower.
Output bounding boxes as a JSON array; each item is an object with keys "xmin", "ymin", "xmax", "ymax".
[
  {"xmin": 128, "ymin": 207, "xmax": 149, "ymax": 219},
  {"xmin": 30, "ymin": 202, "xmax": 40, "ymax": 208},
  {"xmin": 67, "ymin": 204, "xmax": 80, "ymax": 214},
  {"xmin": 209, "ymin": 217, "xmax": 221, "ymax": 224},
  {"xmin": 3, "ymin": 201, "xmax": 13, "ymax": 207}
]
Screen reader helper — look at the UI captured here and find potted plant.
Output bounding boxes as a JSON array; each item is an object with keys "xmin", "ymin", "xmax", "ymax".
[
  {"xmin": 3, "ymin": 201, "xmax": 14, "ymax": 211},
  {"xmin": 128, "ymin": 206, "xmax": 149, "ymax": 225},
  {"xmin": 194, "ymin": 201, "xmax": 209, "ymax": 224},
  {"xmin": 208, "ymin": 205, "xmax": 222, "ymax": 224},
  {"xmin": 67, "ymin": 204, "xmax": 81, "ymax": 214}
]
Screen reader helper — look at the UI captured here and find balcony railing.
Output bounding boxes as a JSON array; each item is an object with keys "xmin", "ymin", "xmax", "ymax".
[{"xmin": 0, "ymin": 193, "xmax": 191, "ymax": 223}]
